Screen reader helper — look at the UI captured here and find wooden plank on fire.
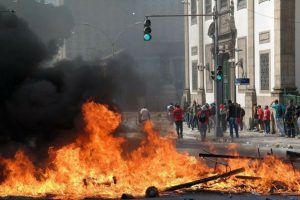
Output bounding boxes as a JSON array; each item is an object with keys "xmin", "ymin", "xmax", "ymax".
[
  {"xmin": 235, "ymin": 175, "xmax": 262, "ymax": 180},
  {"xmin": 199, "ymin": 153, "xmax": 263, "ymax": 160},
  {"xmin": 163, "ymin": 167, "xmax": 245, "ymax": 192}
]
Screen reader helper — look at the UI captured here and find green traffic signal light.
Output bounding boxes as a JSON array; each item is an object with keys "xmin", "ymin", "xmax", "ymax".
[
  {"xmin": 144, "ymin": 33, "xmax": 152, "ymax": 41},
  {"xmin": 216, "ymin": 66, "xmax": 223, "ymax": 81},
  {"xmin": 143, "ymin": 18, "xmax": 152, "ymax": 41}
]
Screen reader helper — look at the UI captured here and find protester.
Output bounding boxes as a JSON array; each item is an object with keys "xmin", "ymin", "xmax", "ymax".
[
  {"xmin": 139, "ymin": 107, "xmax": 150, "ymax": 123},
  {"xmin": 239, "ymin": 104, "xmax": 245, "ymax": 131},
  {"xmin": 167, "ymin": 103, "xmax": 175, "ymax": 125},
  {"xmin": 252, "ymin": 103, "xmax": 259, "ymax": 131},
  {"xmin": 227, "ymin": 100, "xmax": 239, "ymax": 139},
  {"xmin": 190, "ymin": 100, "xmax": 198, "ymax": 131},
  {"xmin": 197, "ymin": 105, "xmax": 210, "ymax": 142},
  {"xmin": 235, "ymin": 103, "xmax": 241, "ymax": 131},
  {"xmin": 220, "ymin": 103, "xmax": 227, "ymax": 132},
  {"xmin": 263, "ymin": 105, "xmax": 271, "ymax": 134},
  {"xmin": 257, "ymin": 105, "xmax": 264, "ymax": 132},
  {"xmin": 271, "ymin": 99, "xmax": 285, "ymax": 136},
  {"xmin": 173, "ymin": 103, "xmax": 184, "ymax": 138},
  {"xmin": 185, "ymin": 106, "xmax": 191, "ymax": 128},
  {"xmin": 284, "ymin": 99, "xmax": 296, "ymax": 138},
  {"xmin": 208, "ymin": 103, "xmax": 216, "ymax": 133}
]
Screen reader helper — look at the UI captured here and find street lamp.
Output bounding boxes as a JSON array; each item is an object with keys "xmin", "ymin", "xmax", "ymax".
[{"xmin": 81, "ymin": 21, "xmax": 142, "ymax": 58}]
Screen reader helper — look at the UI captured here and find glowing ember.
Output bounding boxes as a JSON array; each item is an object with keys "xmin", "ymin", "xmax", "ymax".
[{"xmin": 0, "ymin": 101, "xmax": 299, "ymax": 198}]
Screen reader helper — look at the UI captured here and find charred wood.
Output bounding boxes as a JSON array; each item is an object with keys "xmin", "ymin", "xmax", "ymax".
[
  {"xmin": 235, "ymin": 175, "xmax": 261, "ymax": 180},
  {"xmin": 199, "ymin": 153, "xmax": 263, "ymax": 160},
  {"xmin": 287, "ymin": 151, "xmax": 300, "ymax": 158},
  {"xmin": 164, "ymin": 168, "xmax": 245, "ymax": 192}
]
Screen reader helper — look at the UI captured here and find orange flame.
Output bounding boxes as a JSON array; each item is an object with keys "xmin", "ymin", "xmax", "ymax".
[{"xmin": 0, "ymin": 101, "xmax": 299, "ymax": 198}]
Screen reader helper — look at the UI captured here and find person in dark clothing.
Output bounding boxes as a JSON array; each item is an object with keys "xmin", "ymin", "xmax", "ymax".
[
  {"xmin": 227, "ymin": 100, "xmax": 239, "ymax": 138},
  {"xmin": 235, "ymin": 103, "xmax": 241, "ymax": 131},
  {"xmin": 284, "ymin": 99, "xmax": 296, "ymax": 138},
  {"xmin": 197, "ymin": 105, "xmax": 210, "ymax": 142},
  {"xmin": 252, "ymin": 103, "xmax": 259, "ymax": 131},
  {"xmin": 173, "ymin": 103, "xmax": 183, "ymax": 138}
]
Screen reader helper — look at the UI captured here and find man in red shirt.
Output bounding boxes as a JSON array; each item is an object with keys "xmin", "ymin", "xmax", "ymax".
[
  {"xmin": 257, "ymin": 105, "xmax": 264, "ymax": 132},
  {"xmin": 263, "ymin": 105, "xmax": 271, "ymax": 134},
  {"xmin": 173, "ymin": 104, "xmax": 183, "ymax": 138}
]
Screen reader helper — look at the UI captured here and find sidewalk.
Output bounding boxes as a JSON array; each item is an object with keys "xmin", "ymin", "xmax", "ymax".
[{"xmin": 182, "ymin": 123, "xmax": 300, "ymax": 150}]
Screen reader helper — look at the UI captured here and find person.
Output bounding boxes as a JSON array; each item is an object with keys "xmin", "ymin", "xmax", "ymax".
[
  {"xmin": 197, "ymin": 105, "xmax": 210, "ymax": 142},
  {"xmin": 235, "ymin": 103, "xmax": 241, "ymax": 131},
  {"xmin": 140, "ymin": 107, "xmax": 150, "ymax": 123},
  {"xmin": 296, "ymin": 105, "xmax": 300, "ymax": 135},
  {"xmin": 252, "ymin": 103, "xmax": 259, "ymax": 131},
  {"xmin": 257, "ymin": 105, "xmax": 264, "ymax": 132},
  {"xmin": 239, "ymin": 105, "xmax": 245, "ymax": 131},
  {"xmin": 263, "ymin": 105, "xmax": 271, "ymax": 134},
  {"xmin": 208, "ymin": 103, "xmax": 216, "ymax": 133},
  {"xmin": 271, "ymin": 99, "xmax": 285, "ymax": 136},
  {"xmin": 190, "ymin": 100, "xmax": 198, "ymax": 131},
  {"xmin": 227, "ymin": 100, "xmax": 239, "ymax": 139},
  {"xmin": 173, "ymin": 103, "xmax": 184, "ymax": 138},
  {"xmin": 284, "ymin": 99, "xmax": 296, "ymax": 138},
  {"xmin": 167, "ymin": 103, "xmax": 175, "ymax": 125},
  {"xmin": 220, "ymin": 103, "xmax": 227, "ymax": 132}
]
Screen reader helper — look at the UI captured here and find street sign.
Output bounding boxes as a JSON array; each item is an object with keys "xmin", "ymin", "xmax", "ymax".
[{"xmin": 235, "ymin": 78, "xmax": 250, "ymax": 85}]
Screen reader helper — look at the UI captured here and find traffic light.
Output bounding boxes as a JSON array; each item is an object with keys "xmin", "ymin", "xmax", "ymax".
[
  {"xmin": 216, "ymin": 65, "xmax": 223, "ymax": 81},
  {"xmin": 210, "ymin": 70, "xmax": 215, "ymax": 80},
  {"xmin": 143, "ymin": 18, "xmax": 152, "ymax": 41}
]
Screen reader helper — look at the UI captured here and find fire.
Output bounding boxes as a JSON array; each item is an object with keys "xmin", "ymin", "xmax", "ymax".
[
  {"xmin": 0, "ymin": 102, "xmax": 208, "ymax": 198},
  {"xmin": 0, "ymin": 101, "xmax": 299, "ymax": 198}
]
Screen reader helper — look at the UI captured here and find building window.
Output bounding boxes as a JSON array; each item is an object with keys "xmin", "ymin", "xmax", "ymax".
[
  {"xmin": 191, "ymin": 46, "xmax": 198, "ymax": 56},
  {"xmin": 260, "ymin": 52, "xmax": 270, "ymax": 91},
  {"xmin": 192, "ymin": 61, "xmax": 198, "ymax": 91},
  {"xmin": 237, "ymin": 0, "xmax": 247, "ymax": 10},
  {"xmin": 220, "ymin": 0, "xmax": 228, "ymax": 10},
  {"xmin": 191, "ymin": 0, "xmax": 197, "ymax": 25}
]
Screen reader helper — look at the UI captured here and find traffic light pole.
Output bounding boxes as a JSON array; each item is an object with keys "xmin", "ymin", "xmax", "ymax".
[
  {"xmin": 213, "ymin": 0, "xmax": 223, "ymax": 138},
  {"xmin": 145, "ymin": 3, "xmax": 231, "ymax": 138}
]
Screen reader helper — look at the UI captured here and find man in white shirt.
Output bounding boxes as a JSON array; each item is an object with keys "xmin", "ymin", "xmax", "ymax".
[{"xmin": 140, "ymin": 107, "xmax": 150, "ymax": 123}]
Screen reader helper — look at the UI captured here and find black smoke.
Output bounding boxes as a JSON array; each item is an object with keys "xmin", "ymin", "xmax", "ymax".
[
  {"xmin": 0, "ymin": 0, "xmax": 74, "ymax": 54},
  {"xmin": 0, "ymin": 5, "xmax": 145, "ymax": 161}
]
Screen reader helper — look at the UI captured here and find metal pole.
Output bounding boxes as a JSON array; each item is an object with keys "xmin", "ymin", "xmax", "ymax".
[{"xmin": 214, "ymin": 0, "xmax": 223, "ymax": 137}]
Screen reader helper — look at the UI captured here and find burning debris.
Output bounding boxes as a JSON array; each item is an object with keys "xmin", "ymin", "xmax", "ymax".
[
  {"xmin": 0, "ymin": 102, "xmax": 299, "ymax": 199},
  {"xmin": 0, "ymin": 4, "xmax": 300, "ymax": 200}
]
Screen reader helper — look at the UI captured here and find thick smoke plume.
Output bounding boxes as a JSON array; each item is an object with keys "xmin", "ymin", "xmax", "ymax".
[{"xmin": 0, "ymin": 5, "xmax": 145, "ymax": 161}]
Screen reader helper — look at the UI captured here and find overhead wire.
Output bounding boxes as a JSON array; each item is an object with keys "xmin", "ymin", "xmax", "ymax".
[{"xmin": 246, "ymin": 8, "xmax": 300, "ymax": 24}]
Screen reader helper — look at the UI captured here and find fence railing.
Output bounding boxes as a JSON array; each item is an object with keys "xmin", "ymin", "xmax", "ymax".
[{"xmin": 282, "ymin": 94, "xmax": 300, "ymax": 105}]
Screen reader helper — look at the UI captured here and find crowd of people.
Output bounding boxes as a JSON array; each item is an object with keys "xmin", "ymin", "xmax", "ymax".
[
  {"xmin": 253, "ymin": 99, "xmax": 300, "ymax": 138},
  {"xmin": 139, "ymin": 98, "xmax": 300, "ymax": 142},
  {"xmin": 167, "ymin": 98, "xmax": 300, "ymax": 141},
  {"xmin": 167, "ymin": 100, "xmax": 245, "ymax": 141}
]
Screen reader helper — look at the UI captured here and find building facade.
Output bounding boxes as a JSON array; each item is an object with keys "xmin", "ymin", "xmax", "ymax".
[{"xmin": 184, "ymin": 0, "xmax": 300, "ymax": 128}]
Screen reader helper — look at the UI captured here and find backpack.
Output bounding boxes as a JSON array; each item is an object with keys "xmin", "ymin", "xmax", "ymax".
[
  {"xmin": 277, "ymin": 105, "xmax": 283, "ymax": 118},
  {"xmin": 198, "ymin": 111, "xmax": 206, "ymax": 123}
]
